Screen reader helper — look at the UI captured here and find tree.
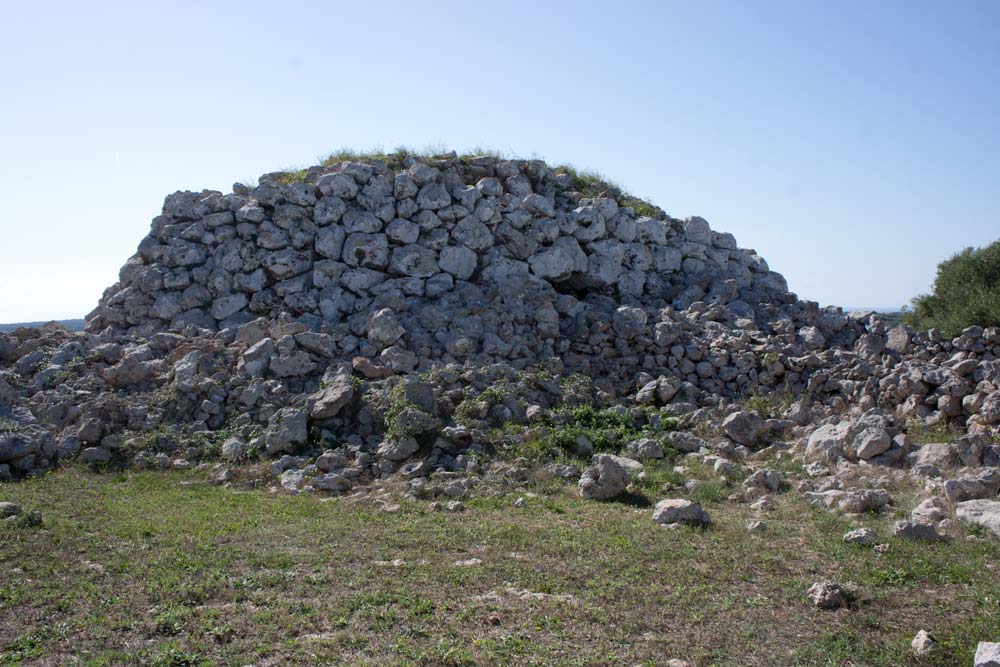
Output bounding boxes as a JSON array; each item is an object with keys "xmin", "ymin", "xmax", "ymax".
[{"xmin": 906, "ymin": 239, "xmax": 1000, "ymax": 337}]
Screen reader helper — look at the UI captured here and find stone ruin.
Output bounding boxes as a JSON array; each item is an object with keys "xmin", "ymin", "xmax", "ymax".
[
  {"xmin": 1, "ymin": 151, "xmax": 999, "ymax": 536},
  {"xmin": 87, "ymin": 153, "xmax": 794, "ymax": 391}
]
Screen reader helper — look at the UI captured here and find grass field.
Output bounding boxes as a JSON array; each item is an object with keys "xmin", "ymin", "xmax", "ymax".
[{"xmin": 1, "ymin": 466, "xmax": 998, "ymax": 666}]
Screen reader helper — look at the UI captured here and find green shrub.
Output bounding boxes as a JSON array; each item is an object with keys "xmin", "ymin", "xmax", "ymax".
[
  {"xmin": 272, "ymin": 168, "xmax": 307, "ymax": 185},
  {"xmin": 0, "ymin": 418, "xmax": 22, "ymax": 434},
  {"xmin": 906, "ymin": 239, "xmax": 1000, "ymax": 336},
  {"xmin": 529, "ymin": 405, "xmax": 679, "ymax": 460}
]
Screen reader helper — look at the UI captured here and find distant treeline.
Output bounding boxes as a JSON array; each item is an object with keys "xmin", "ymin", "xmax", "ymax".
[{"xmin": 0, "ymin": 319, "xmax": 85, "ymax": 332}]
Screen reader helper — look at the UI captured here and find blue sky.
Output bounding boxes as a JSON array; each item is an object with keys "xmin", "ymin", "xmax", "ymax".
[{"xmin": 1, "ymin": 0, "xmax": 997, "ymax": 321}]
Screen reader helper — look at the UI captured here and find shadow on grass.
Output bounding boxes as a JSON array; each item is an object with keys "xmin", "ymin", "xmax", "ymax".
[{"xmin": 604, "ymin": 491, "xmax": 653, "ymax": 508}]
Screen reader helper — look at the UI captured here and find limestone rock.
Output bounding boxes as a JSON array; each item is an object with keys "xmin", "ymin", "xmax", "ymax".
[
  {"xmin": 977, "ymin": 643, "xmax": 1000, "ymax": 667},
  {"xmin": 910, "ymin": 630, "xmax": 935, "ymax": 657},
  {"xmin": 807, "ymin": 581, "xmax": 857, "ymax": 610},
  {"xmin": 652, "ymin": 499, "xmax": 711, "ymax": 526},
  {"xmin": 892, "ymin": 520, "xmax": 942, "ymax": 541},
  {"xmin": 578, "ymin": 454, "xmax": 629, "ymax": 500},
  {"xmin": 265, "ymin": 408, "xmax": 308, "ymax": 455},
  {"xmin": 309, "ymin": 372, "xmax": 355, "ymax": 420},
  {"xmin": 377, "ymin": 436, "xmax": 419, "ymax": 462},
  {"xmin": 721, "ymin": 411, "xmax": 763, "ymax": 446},
  {"xmin": 843, "ymin": 527, "xmax": 877, "ymax": 545},
  {"xmin": 956, "ymin": 499, "xmax": 1000, "ymax": 537}
]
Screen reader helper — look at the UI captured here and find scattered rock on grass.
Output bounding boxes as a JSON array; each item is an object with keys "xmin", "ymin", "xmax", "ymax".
[
  {"xmin": 807, "ymin": 581, "xmax": 857, "ymax": 610},
  {"xmin": 0, "ymin": 501, "xmax": 21, "ymax": 518},
  {"xmin": 911, "ymin": 629, "xmax": 936, "ymax": 656},
  {"xmin": 843, "ymin": 527, "xmax": 877, "ymax": 545},
  {"xmin": 956, "ymin": 500, "xmax": 1000, "ymax": 538},
  {"xmin": 976, "ymin": 642, "xmax": 1000, "ymax": 667},
  {"xmin": 579, "ymin": 454, "xmax": 629, "ymax": 500},
  {"xmin": 892, "ymin": 520, "xmax": 943, "ymax": 541},
  {"xmin": 652, "ymin": 499, "xmax": 711, "ymax": 526}
]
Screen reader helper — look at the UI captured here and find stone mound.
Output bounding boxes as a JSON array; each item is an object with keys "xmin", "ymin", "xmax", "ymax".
[
  {"xmin": 2, "ymin": 151, "xmax": 999, "ymax": 521},
  {"xmin": 86, "ymin": 152, "xmax": 794, "ymax": 392}
]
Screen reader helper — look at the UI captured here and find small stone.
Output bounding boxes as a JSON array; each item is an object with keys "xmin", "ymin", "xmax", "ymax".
[
  {"xmin": 976, "ymin": 642, "xmax": 1000, "ymax": 667},
  {"xmin": 807, "ymin": 581, "xmax": 857, "ymax": 610},
  {"xmin": 843, "ymin": 527, "xmax": 877, "ymax": 545},
  {"xmin": 445, "ymin": 501, "xmax": 465, "ymax": 513},
  {"xmin": 0, "ymin": 501, "xmax": 22, "ymax": 518},
  {"xmin": 746, "ymin": 520, "xmax": 766, "ymax": 532},
  {"xmin": 652, "ymin": 499, "xmax": 711, "ymax": 526},
  {"xmin": 911, "ymin": 630, "xmax": 936, "ymax": 657}
]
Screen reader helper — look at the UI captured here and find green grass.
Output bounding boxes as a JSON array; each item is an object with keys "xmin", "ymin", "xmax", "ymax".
[
  {"xmin": 272, "ymin": 168, "xmax": 308, "ymax": 185},
  {"xmin": 905, "ymin": 419, "xmax": 964, "ymax": 446},
  {"xmin": 552, "ymin": 164, "xmax": 665, "ymax": 218},
  {"xmin": 255, "ymin": 146, "xmax": 669, "ymax": 221},
  {"xmin": 1, "ymin": 466, "xmax": 997, "ymax": 666},
  {"xmin": 319, "ymin": 144, "xmax": 479, "ymax": 169},
  {"xmin": 0, "ymin": 419, "xmax": 22, "ymax": 434}
]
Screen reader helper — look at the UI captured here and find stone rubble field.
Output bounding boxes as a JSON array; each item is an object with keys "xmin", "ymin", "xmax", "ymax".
[{"xmin": 1, "ymin": 151, "xmax": 999, "ymax": 665}]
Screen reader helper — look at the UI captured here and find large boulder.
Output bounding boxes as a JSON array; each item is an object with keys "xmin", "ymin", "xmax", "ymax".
[
  {"xmin": 721, "ymin": 411, "xmax": 763, "ymax": 446},
  {"xmin": 805, "ymin": 422, "xmax": 851, "ymax": 462},
  {"xmin": 956, "ymin": 499, "xmax": 1000, "ymax": 538},
  {"xmin": 377, "ymin": 436, "xmax": 419, "ymax": 462},
  {"xmin": 943, "ymin": 469, "xmax": 1000, "ymax": 504},
  {"xmin": 308, "ymin": 370, "xmax": 355, "ymax": 420}
]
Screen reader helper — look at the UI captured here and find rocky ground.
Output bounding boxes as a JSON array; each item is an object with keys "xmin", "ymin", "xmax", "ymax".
[{"xmin": 1, "ymin": 151, "xmax": 999, "ymax": 665}]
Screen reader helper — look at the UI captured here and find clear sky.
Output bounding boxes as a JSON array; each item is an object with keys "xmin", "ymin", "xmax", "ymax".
[{"xmin": 1, "ymin": 0, "xmax": 998, "ymax": 321}]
